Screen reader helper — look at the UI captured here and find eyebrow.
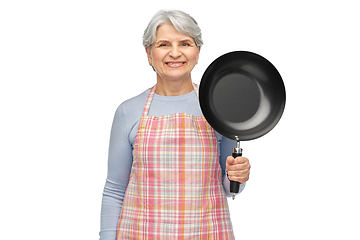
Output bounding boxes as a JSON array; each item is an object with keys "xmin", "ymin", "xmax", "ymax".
[
  {"xmin": 156, "ymin": 38, "xmax": 195, "ymax": 44},
  {"xmin": 179, "ymin": 39, "xmax": 194, "ymax": 43}
]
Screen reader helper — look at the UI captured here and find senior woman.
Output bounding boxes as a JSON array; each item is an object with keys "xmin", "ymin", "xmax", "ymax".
[{"xmin": 100, "ymin": 10, "xmax": 251, "ymax": 240}]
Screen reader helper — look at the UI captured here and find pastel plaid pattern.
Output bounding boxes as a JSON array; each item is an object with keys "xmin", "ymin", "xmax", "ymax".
[{"xmin": 117, "ymin": 84, "xmax": 234, "ymax": 239}]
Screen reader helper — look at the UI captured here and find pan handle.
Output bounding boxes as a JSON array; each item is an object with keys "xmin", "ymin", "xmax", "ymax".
[{"xmin": 230, "ymin": 144, "xmax": 242, "ymax": 200}]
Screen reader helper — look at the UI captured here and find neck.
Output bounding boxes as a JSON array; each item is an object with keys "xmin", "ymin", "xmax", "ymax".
[{"xmin": 155, "ymin": 77, "xmax": 194, "ymax": 96}]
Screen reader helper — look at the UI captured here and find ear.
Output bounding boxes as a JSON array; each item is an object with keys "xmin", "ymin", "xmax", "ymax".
[
  {"xmin": 145, "ymin": 46, "xmax": 152, "ymax": 66},
  {"xmin": 196, "ymin": 46, "xmax": 201, "ymax": 63}
]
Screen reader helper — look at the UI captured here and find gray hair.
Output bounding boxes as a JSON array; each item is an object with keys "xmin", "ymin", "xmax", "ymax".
[{"xmin": 143, "ymin": 10, "xmax": 203, "ymax": 49}]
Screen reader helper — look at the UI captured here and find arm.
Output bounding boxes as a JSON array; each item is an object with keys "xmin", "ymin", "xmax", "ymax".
[
  {"xmin": 99, "ymin": 104, "xmax": 133, "ymax": 240},
  {"xmin": 219, "ymin": 135, "xmax": 246, "ymax": 198}
]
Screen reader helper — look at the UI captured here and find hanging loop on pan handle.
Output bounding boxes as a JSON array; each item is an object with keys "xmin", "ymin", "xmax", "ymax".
[{"xmin": 230, "ymin": 139, "xmax": 242, "ymax": 200}]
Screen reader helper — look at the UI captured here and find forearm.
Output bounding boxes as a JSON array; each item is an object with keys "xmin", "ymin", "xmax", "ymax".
[{"xmin": 100, "ymin": 179, "xmax": 127, "ymax": 240}]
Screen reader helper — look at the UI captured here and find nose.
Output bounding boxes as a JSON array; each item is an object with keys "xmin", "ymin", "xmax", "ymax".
[{"xmin": 169, "ymin": 46, "xmax": 181, "ymax": 58}]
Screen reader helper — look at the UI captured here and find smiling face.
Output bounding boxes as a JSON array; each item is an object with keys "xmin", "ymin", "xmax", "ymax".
[{"xmin": 146, "ymin": 24, "xmax": 200, "ymax": 84}]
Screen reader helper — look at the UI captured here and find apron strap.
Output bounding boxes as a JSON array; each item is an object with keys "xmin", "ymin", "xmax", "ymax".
[
  {"xmin": 142, "ymin": 85, "xmax": 156, "ymax": 117},
  {"xmin": 193, "ymin": 83, "xmax": 199, "ymax": 98}
]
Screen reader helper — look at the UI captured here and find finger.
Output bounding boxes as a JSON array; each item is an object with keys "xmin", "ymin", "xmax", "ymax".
[
  {"xmin": 226, "ymin": 156, "xmax": 235, "ymax": 169},
  {"xmin": 227, "ymin": 162, "xmax": 251, "ymax": 172},
  {"xmin": 228, "ymin": 175, "xmax": 249, "ymax": 183},
  {"xmin": 227, "ymin": 170, "xmax": 250, "ymax": 183},
  {"xmin": 227, "ymin": 168, "xmax": 250, "ymax": 176},
  {"xmin": 226, "ymin": 156, "xmax": 235, "ymax": 164},
  {"xmin": 234, "ymin": 157, "xmax": 249, "ymax": 164}
]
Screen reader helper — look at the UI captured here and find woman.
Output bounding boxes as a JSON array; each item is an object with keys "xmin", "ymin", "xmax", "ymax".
[{"xmin": 100, "ymin": 10, "xmax": 251, "ymax": 240}]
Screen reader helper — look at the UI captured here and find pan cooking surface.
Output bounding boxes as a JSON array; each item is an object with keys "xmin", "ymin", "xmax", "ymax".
[{"xmin": 212, "ymin": 72, "xmax": 260, "ymax": 123}]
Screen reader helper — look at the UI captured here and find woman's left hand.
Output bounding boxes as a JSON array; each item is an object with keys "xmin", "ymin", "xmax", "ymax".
[{"xmin": 226, "ymin": 156, "xmax": 251, "ymax": 183}]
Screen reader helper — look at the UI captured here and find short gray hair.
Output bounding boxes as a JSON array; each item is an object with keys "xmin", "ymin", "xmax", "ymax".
[{"xmin": 143, "ymin": 10, "xmax": 203, "ymax": 48}]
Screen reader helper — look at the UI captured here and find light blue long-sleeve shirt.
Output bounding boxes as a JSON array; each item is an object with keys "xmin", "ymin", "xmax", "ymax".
[{"xmin": 99, "ymin": 87, "xmax": 245, "ymax": 240}]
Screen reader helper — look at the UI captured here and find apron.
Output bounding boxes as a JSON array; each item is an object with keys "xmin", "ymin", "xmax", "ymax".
[{"xmin": 117, "ymin": 84, "xmax": 234, "ymax": 239}]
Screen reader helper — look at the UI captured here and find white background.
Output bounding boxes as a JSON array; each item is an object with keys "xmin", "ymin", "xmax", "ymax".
[{"xmin": 1, "ymin": 0, "xmax": 359, "ymax": 239}]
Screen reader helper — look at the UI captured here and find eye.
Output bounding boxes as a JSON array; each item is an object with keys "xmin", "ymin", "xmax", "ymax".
[{"xmin": 181, "ymin": 43, "xmax": 190, "ymax": 47}]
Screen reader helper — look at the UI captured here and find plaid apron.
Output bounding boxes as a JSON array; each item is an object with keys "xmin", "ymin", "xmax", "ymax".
[{"xmin": 117, "ymin": 84, "xmax": 234, "ymax": 239}]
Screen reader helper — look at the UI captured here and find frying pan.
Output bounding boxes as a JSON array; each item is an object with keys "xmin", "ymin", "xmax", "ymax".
[{"xmin": 199, "ymin": 51, "xmax": 286, "ymax": 199}]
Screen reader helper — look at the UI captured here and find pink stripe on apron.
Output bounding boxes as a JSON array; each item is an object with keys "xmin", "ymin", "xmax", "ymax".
[{"xmin": 117, "ymin": 84, "xmax": 234, "ymax": 239}]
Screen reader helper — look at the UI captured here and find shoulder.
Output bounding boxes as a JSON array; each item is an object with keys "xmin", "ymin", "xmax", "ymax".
[
  {"xmin": 115, "ymin": 88, "xmax": 150, "ymax": 118},
  {"xmin": 110, "ymin": 88, "xmax": 151, "ymax": 144},
  {"xmin": 121, "ymin": 88, "xmax": 150, "ymax": 110},
  {"xmin": 111, "ymin": 88, "xmax": 150, "ymax": 139}
]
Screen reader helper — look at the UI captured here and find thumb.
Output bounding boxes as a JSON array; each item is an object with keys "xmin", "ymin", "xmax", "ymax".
[{"xmin": 226, "ymin": 156, "xmax": 235, "ymax": 165}]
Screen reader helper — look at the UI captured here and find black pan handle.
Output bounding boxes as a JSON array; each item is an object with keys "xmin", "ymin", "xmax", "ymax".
[{"xmin": 230, "ymin": 144, "xmax": 242, "ymax": 200}]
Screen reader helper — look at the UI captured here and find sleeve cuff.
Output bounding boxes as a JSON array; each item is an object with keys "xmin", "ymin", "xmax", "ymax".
[{"xmin": 223, "ymin": 173, "xmax": 246, "ymax": 198}]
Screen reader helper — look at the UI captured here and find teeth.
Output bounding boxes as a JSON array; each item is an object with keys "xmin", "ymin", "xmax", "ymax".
[{"xmin": 167, "ymin": 62, "xmax": 183, "ymax": 65}]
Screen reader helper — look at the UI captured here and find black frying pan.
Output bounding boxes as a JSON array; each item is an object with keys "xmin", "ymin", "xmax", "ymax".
[{"xmin": 199, "ymin": 51, "xmax": 286, "ymax": 199}]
